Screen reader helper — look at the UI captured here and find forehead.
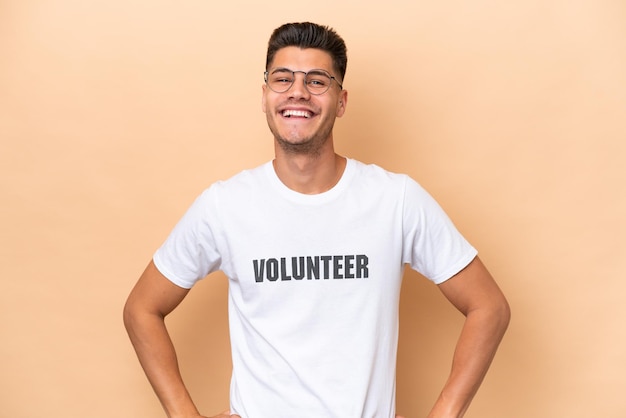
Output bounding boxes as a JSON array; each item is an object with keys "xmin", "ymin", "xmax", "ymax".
[{"xmin": 268, "ymin": 46, "xmax": 334, "ymax": 73}]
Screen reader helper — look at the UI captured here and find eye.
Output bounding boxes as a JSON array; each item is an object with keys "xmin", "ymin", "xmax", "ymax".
[
  {"xmin": 271, "ymin": 71, "xmax": 294, "ymax": 84},
  {"xmin": 308, "ymin": 79, "xmax": 326, "ymax": 86},
  {"xmin": 306, "ymin": 72, "xmax": 330, "ymax": 89}
]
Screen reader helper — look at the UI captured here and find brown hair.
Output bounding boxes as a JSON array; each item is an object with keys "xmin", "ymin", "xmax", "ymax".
[{"xmin": 265, "ymin": 22, "xmax": 348, "ymax": 83}]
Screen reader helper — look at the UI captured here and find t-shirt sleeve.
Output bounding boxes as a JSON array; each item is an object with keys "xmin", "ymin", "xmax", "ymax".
[
  {"xmin": 153, "ymin": 188, "xmax": 223, "ymax": 289},
  {"xmin": 401, "ymin": 176, "xmax": 477, "ymax": 284}
]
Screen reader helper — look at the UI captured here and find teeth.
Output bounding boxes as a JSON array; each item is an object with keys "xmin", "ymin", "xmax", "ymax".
[{"xmin": 282, "ymin": 109, "xmax": 311, "ymax": 118}]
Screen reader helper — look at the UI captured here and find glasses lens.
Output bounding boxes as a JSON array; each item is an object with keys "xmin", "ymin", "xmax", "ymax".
[
  {"xmin": 267, "ymin": 70, "xmax": 294, "ymax": 93},
  {"xmin": 265, "ymin": 69, "xmax": 335, "ymax": 94},
  {"xmin": 305, "ymin": 71, "xmax": 332, "ymax": 95}
]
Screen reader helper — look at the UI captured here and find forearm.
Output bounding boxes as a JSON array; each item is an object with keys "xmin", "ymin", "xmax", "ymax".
[
  {"xmin": 428, "ymin": 303, "xmax": 510, "ymax": 418},
  {"xmin": 124, "ymin": 308, "xmax": 200, "ymax": 418}
]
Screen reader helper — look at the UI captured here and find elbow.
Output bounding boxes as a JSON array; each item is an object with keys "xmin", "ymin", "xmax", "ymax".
[
  {"xmin": 122, "ymin": 298, "xmax": 134, "ymax": 333},
  {"xmin": 122, "ymin": 296, "xmax": 142, "ymax": 335},
  {"xmin": 495, "ymin": 296, "xmax": 511, "ymax": 336},
  {"xmin": 473, "ymin": 293, "xmax": 511, "ymax": 337}
]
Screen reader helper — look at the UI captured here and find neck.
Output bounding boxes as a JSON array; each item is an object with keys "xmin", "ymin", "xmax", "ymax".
[{"xmin": 272, "ymin": 144, "xmax": 347, "ymax": 194}]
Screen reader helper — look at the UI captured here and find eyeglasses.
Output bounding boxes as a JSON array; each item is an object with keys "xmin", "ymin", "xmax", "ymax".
[{"xmin": 264, "ymin": 68, "xmax": 343, "ymax": 95}]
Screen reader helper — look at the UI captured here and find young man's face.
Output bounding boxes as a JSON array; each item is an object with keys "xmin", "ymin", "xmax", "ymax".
[{"xmin": 262, "ymin": 46, "xmax": 347, "ymax": 155}]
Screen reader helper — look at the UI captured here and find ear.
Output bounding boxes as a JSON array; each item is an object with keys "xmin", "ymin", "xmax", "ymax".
[
  {"xmin": 261, "ymin": 84, "xmax": 268, "ymax": 114},
  {"xmin": 336, "ymin": 89, "xmax": 348, "ymax": 118}
]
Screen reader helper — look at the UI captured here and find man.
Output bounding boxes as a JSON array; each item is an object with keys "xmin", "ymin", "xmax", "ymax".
[{"xmin": 124, "ymin": 22, "xmax": 510, "ymax": 418}]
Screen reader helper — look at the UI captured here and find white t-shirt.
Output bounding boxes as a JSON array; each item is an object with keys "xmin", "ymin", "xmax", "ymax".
[{"xmin": 154, "ymin": 159, "xmax": 477, "ymax": 418}]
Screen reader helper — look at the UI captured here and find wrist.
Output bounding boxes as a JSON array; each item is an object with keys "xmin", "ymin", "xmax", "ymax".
[
  {"xmin": 427, "ymin": 394, "xmax": 466, "ymax": 418},
  {"xmin": 166, "ymin": 404, "xmax": 202, "ymax": 418}
]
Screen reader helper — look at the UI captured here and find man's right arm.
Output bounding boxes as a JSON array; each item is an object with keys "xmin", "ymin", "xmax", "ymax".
[{"xmin": 123, "ymin": 260, "xmax": 205, "ymax": 418}]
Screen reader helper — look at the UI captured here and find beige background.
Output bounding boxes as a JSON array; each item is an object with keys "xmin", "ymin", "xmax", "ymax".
[{"xmin": 1, "ymin": 1, "xmax": 625, "ymax": 417}]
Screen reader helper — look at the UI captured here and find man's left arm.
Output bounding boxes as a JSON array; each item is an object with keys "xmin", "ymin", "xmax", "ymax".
[{"xmin": 428, "ymin": 256, "xmax": 511, "ymax": 418}]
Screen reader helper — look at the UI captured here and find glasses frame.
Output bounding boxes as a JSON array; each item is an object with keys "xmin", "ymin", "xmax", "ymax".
[{"xmin": 264, "ymin": 68, "xmax": 343, "ymax": 95}]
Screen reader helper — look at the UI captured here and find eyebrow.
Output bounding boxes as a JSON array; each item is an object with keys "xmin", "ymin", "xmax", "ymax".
[
  {"xmin": 270, "ymin": 67, "xmax": 294, "ymax": 74},
  {"xmin": 269, "ymin": 67, "xmax": 332, "ymax": 75}
]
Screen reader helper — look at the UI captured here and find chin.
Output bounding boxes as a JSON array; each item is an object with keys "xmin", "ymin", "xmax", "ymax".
[{"xmin": 277, "ymin": 136, "xmax": 328, "ymax": 156}]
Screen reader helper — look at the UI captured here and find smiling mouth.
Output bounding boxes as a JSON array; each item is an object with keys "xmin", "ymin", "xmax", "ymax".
[{"xmin": 282, "ymin": 109, "xmax": 313, "ymax": 118}]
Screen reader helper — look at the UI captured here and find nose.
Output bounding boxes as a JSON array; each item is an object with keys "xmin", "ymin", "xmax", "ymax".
[{"xmin": 288, "ymin": 71, "xmax": 311, "ymax": 99}]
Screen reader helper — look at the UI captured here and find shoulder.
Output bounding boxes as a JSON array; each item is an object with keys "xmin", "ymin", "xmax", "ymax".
[
  {"xmin": 348, "ymin": 159, "xmax": 432, "ymax": 201},
  {"xmin": 202, "ymin": 161, "xmax": 271, "ymax": 195},
  {"xmin": 177, "ymin": 162, "xmax": 271, "ymax": 215},
  {"xmin": 348, "ymin": 159, "xmax": 443, "ymax": 210},
  {"xmin": 349, "ymin": 159, "xmax": 410, "ymax": 185},
  {"xmin": 215, "ymin": 161, "xmax": 270, "ymax": 187}
]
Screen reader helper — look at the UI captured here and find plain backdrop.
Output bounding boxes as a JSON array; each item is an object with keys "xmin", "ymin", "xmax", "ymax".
[{"xmin": 1, "ymin": 1, "xmax": 625, "ymax": 417}]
